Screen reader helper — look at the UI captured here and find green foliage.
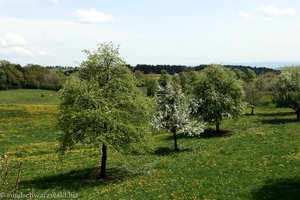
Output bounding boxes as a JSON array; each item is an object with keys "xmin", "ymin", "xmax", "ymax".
[
  {"xmin": 274, "ymin": 67, "xmax": 300, "ymax": 119},
  {"xmin": 244, "ymin": 81, "xmax": 261, "ymax": 107},
  {"xmin": 178, "ymin": 71, "xmax": 198, "ymax": 94},
  {"xmin": 231, "ymin": 68, "xmax": 244, "ymax": 80},
  {"xmin": 78, "ymin": 42, "xmax": 126, "ymax": 85},
  {"xmin": 0, "ymin": 61, "xmax": 65, "ymax": 91},
  {"xmin": 244, "ymin": 68, "xmax": 256, "ymax": 83},
  {"xmin": 0, "ymin": 61, "xmax": 25, "ymax": 89},
  {"xmin": 23, "ymin": 64, "xmax": 64, "ymax": 90},
  {"xmin": 0, "ymin": 68, "xmax": 6, "ymax": 89},
  {"xmin": 144, "ymin": 78, "xmax": 158, "ymax": 96},
  {"xmin": 193, "ymin": 65, "xmax": 245, "ymax": 130},
  {"xmin": 158, "ymin": 70, "xmax": 171, "ymax": 87},
  {"xmin": 58, "ymin": 42, "xmax": 151, "ymax": 154},
  {"xmin": 256, "ymin": 72, "xmax": 277, "ymax": 93},
  {"xmin": 255, "ymin": 72, "xmax": 277, "ymax": 106},
  {"xmin": 134, "ymin": 70, "xmax": 145, "ymax": 86}
]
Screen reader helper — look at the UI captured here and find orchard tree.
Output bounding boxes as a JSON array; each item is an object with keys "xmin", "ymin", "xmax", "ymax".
[
  {"xmin": 158, "ymin": 70, "xmax": 171, "ymax": 87},
  {"xmin": 178, "ymin": 71, "xmax": 200, "ymax": 94},
  {"xmin": 152, "ymin": 80, "xmax": 204, "ymax": 151},
  {"xmin": 274, "ymin": 67, "xmax": 300, "ymax": 121},
  {"xmin": 134, "ymin": 70, "xmax": 145, "ymax": 86},
  {"xmin": 244, "ymin": 81, "xmax": 261, "ymax": 115},
  {"xmin": 58, "ymin": 42, "xmax": 150, "ymax": 179},
  {"xmin": 193, "ymin": 65, "xmax": 244, "ymax": 132},
  {"xmin": 144, "ymin": 77, "xmax": 158, "ymax": 96},
  {"xmin": 244, "ymin": 68, "xmax": 256, "ymax": 83}
]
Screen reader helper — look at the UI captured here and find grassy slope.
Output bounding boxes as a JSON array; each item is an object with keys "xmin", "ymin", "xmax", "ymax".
[{"xmin": 0, "ymin": 89, "xmax": 299, "ymax": 199}]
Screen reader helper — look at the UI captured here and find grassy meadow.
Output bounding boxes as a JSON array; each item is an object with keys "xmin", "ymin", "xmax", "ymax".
[{"xmin": 0, "ymin": 89, "xmax": 299, "ymax": 199}]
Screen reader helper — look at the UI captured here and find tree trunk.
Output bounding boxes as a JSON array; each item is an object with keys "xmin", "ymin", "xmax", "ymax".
[
  {"xmin": 251, "ymin": 107, "xmax": 254, "ymax": 115},
  {"xmin": 297, "ymin": 108, "xmax": 300, "ymax": 121},
  {"xmin": 172, "ymin": 129, "xmax": 179, "ymax": 151},
  {"xmin": 216, "ymin": 122, "xmax": 220, "ymax": 132},
  {"xmin": 99, "ymin": 143, "xmax": 107, "ymax": 179}
]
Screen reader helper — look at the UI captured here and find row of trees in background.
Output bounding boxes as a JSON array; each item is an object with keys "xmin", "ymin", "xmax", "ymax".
[
  {"xmin": 134, "ymin": 64, "xmax": 278, "ymax": 75},
  {"xmin": 0, "ymin": 58, "xmax": 279, "ymax": 91},
  {"xmin": 0, "ymin": 60, "xmax": 65, "ymax": 90}
]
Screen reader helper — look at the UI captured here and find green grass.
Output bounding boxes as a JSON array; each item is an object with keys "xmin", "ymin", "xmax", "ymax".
[
  {"xmin": 0, "ymin": 89, "xmax": 299, "ymax": 199},
  {"xmin": 0, "ymin": 89, "xmax": 59, "ymax": 105}
]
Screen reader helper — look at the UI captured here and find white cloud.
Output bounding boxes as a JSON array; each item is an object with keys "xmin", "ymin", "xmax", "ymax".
[
  {"xmin": 51, "ymin": 0, "xmax": 58, "ymax": 5},
  {"xmin": 73, "ymin": 9, "xmax": 115, "ymax": 24},
  {"xmin": 258, "ymin": 5, "xmax": 295, "ymax": 16},
  {"xmin": 0, "ymin": 46, "xmax": 33, "ymax": 57},
  {"xmin": 0, "ymin": 33, "xmax": 27, "ymax": 46}
]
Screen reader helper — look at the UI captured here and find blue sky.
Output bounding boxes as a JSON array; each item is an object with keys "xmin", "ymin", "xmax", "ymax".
[{"xmin": 0, "ymin": 0, "xmax": 299, "ymax": 67}]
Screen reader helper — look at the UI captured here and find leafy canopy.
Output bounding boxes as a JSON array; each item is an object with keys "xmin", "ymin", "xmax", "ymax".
[
  {"xmin": 193, "ymin": 65, "xmax": 245, "ymax": 126},
  {"xmin": 274, "ymin": 67, "xmax": 300, "ymax": 111},
  {"xmin": 58, "ymin": 42, "xmax": 150, "ymax": 153}
]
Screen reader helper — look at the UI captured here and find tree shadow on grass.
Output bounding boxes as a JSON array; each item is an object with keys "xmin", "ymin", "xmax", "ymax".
[
  {"xmin": 200, "ymin": 129, "xmax": 233, "ymax": 139},
  {"xmin": 20, "ymin": 167, "xmax": 138, "ymax": 191},
  {"xmin": 260, "ymin": 118, "xmax": 298, "ymax": 124},
  {"xmin": 154, "ymin": 147, "xmax": 192, "ymax": 156},
  {"xmin": 257, "ymin": 111, "xmax": 295, "ymax": 117},
  {"xmin": 252, "ymin": 178, "xmax": 300, "ymax": 200},
  {"xmin": 164, "ymin": 129, "xmax": 233, "ymax": 141}
]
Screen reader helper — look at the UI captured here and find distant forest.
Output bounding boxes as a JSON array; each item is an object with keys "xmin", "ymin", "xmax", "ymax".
[
  {"xmin": 0, "ymin": 60, "xmax": 279, "ymax": 90},
  {"xmin": 133, "ymin": 64, "xmax": 279, "ymax": 75}
]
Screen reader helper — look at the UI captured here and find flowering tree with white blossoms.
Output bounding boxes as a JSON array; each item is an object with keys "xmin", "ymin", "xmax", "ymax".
[{"xmin": 152, "ymin": 81, "xmax": 204, "ymax": 151}]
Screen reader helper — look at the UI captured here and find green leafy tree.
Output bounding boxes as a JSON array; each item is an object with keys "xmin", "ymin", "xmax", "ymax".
[
  {"xmin": 134, "ymin": 70, "xmax": 145, "ymax": 86},
  {"xmin": 193, "ymin": 65, "xmax": 245, "ymax": 132},
  {"xmin": 244, "ymin": 68, "xmax": 256, "ymax": 83},
  {"xmin": 244, "ymin": 82, "xmax": 261, "ymax": 115},
  {"xmin": 178, "ymin": 71, "xmax": 198, "ymax": 94},
  {"xmin": 231, "ymin": 68, "xmax": 244, "ymax": 80},
  {"xmin": 158, "ymin": 70, "xmax": 171, "ymax": 87},
  {"xmin": 0, "ymin": 68, "xmax": 7, "ymax": 89},
  {"xmin": 145, "ymin": 77, "xmax": 158, "ymax": 96},
  {"xmin": 274, "ymin": 67, "xmax": 300, "ymax": 121},
  {"xmin": 152, "ymin": 80, "xmax": 204, "ymax": 151},
  {"xmin": 58, "ymin": 42, "xmax": 150, "ymax": 179},
  {"xmin": 24, "ymin": 64, "xmax": 50, "ymax": 89},
  {"xmin": 0, "ymin": 61, "xmax": 25, "ymax": 89}
]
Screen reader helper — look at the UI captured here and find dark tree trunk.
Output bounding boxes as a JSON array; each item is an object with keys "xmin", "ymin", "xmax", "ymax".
[
  {"xmin": 172, "ymin": 129, "xmax": 179, "ymax": 151},
  {"xmin": 297, "ymin": 108, "xmax": 300, "ymax": 121},
  {"xmin": 99, "ymin": 143, "xmax": 107, "ymax": 179},
  {"xmin": 251, "ymin": 107, "xmax": 254, "ymax": 115},
  {"xmin": 216, "ymin": 122, "xmax": 220, "ymax": 132}
]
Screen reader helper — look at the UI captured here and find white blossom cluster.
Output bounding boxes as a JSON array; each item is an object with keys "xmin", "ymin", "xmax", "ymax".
[{"xmin": 152, "ymin": 82, "xmax": 204, "ymax": 136}]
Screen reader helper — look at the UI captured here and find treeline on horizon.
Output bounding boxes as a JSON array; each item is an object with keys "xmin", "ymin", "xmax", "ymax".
[
  {"xmin": 133, "ymin": 64, "xmax": 279, "ymax": 75},
  {"xmin": 0, "ymin": 59, "xmax": 278, "ymax": 90}
]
